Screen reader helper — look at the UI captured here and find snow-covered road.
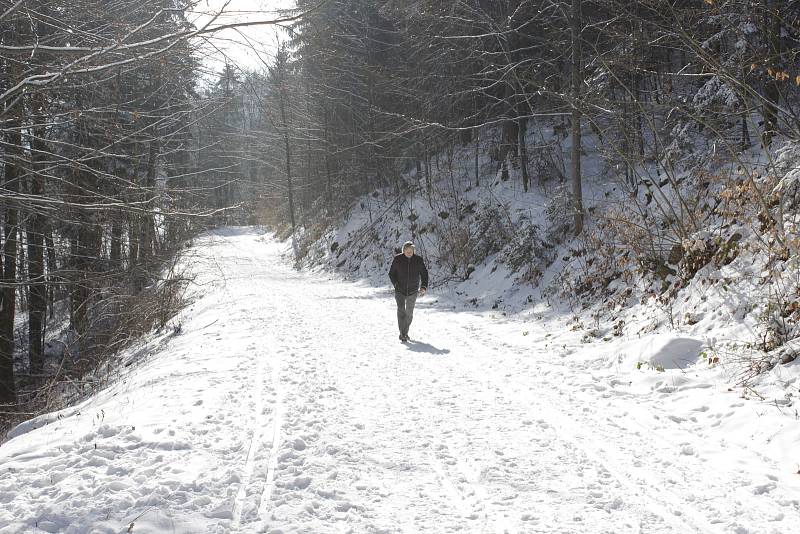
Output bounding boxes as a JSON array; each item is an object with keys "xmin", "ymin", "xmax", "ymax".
[{"xmin": 1, "ymin": 228, "xmax": 799, "ymax": 533}]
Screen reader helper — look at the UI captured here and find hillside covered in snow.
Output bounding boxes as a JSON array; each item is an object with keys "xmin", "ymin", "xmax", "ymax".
[{"xmin": 298, "ymin": 117, "xmax": 800, "ymax": 405}]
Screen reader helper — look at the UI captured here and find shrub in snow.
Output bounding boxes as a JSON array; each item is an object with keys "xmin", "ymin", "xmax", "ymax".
[
  {"xmin": 544, "ymin": 183, "xmax": 573, "ymax": 239},
  {"xmin": 773, "ymin": 141, "xmax": 800, "ymax": 209},
  {"xmin": 500, "ymin": 219, "xmax": 555, "ymax": 284},
  {"xmin": 691, "ymin": 76, "xmax": 740, "ymax": 132},
  {"xmin": 470, "ymin": 201, "xmax": 511, "ymax": 263}
]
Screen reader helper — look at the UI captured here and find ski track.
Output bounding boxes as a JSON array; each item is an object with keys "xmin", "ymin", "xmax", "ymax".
[
  {"xmin": 255, "ymin": 349, "xmax": 284, "ymax": 526},
  {"xmin": 229, "ymin": 343, "xmax": 265, "ymax": 529},
  {"xmin": 1, "ymin": 228, "xmax": 799, "ymax": 533}
]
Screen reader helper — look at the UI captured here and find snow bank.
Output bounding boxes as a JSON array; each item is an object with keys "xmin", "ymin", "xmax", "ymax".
[{"xmin": 612, "ymin": 334, "xmax": 705, "ymax": 371}]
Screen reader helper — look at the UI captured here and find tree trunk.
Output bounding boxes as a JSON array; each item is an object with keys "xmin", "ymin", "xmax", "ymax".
[
  {"xmin": 70, "ymin": 217, "xmax": 102, "ymax": 358},
  {"xmin": 474, "ymin": 126, "xmax": 480, "ymax": 187},
  {"xmin": 323, "ymin": 106, "xmax": 333, "ymax": 212},
  {"xmin": 128, "ymin": 212, "xmax": 140, "ymax": 271},
  {"xmin": 110, "ymin": 217, "xmax": 123, "ymax": 268},
  {"xmin": 518, "ymin": 117, "xmax": 529, "ymax": 192},
  {"xmin": 27, "ymin": 117, "xmax": 47, "ymax": 375},
  {"xmin": 278, "ymin": 90, "xmax": 297, "ymax": 240},
  {"xmin": 425, "ymin": 148, "xmax": 433, "ymax": 203},
  {"xmin": 45, "ymin": 230, "xmax": 57, "ymax": 320},
  {"xmin": 141, "ymin": 138, "xmax": 159, "ymax": 260},
  {"xmin": 416, "ymin": 137, "xmax": 423, "ymax": 186},
  {"xmin": 0, "ymin": 120, "xmax": 21, "ymax": 406},
  {"xmin": 741, "ymin": 108, "xmax": 751, "ymax": 152},
  {"xmin": 761, "ymin": 0, "xmax": 781, "ymax": 146},
  {"xmin": 69, "ymin": 234, "xmax": 87, "ymax": 354},
  {"xmin": 571, "ymin": 0, "xmax": 584, "ymax": 235},
  {"xmin": 305, "ymin": 79, "xmax": 314, "ymax": 221}
]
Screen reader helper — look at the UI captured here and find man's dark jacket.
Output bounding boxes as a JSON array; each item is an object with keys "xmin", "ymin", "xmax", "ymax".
[{"xmin": 389, "ymin": 253, "xmax": 429, "ymax": 296}]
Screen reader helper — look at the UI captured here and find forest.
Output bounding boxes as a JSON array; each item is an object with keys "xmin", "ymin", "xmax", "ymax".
[{"xmin": 2, "ymin": 0, "xmax": 800, "ymax": 428}]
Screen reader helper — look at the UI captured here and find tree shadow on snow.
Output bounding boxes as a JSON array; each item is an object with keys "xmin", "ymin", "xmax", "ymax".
[
  {"xmin": 322, "ymin": 294, "xmax": 389, "ymax": 302},
  {"xmin": 207, "ymin": 226, "xmax": 266, "ymax": 237},
  {"xmin": 405, "ymin": 340, "xmax": 450, "ymax": 355}
]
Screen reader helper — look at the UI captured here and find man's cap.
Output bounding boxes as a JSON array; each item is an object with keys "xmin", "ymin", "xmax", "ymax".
[{"xmin": 402, "ymin": 241, "xmax": 415, "ymax": 249}]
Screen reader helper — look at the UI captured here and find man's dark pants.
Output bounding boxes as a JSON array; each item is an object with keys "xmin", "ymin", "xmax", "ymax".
[{"xmin": 394, "ymin": 291, "xmax": 418, "ymax": 337}]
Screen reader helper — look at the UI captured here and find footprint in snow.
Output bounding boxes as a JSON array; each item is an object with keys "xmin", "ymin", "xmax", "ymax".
[{"xmin": 753, "ymin": 481, "xmax": 777, "ymax": 495}]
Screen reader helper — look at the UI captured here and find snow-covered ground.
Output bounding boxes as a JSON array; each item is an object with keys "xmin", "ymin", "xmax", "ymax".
[{"xmin": 1, "ymin": 227, "xmax": 799, "ymax": 533}]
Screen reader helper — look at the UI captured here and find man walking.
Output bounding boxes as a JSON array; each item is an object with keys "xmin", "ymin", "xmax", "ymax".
[{"xmin": 389, "ymin": 241, "xmax": 429, "ymax": 342}]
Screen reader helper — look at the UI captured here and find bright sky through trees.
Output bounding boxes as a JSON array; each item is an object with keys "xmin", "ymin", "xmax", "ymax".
[{"xmin": 191, "ymin": 0, "xmax": 297, "ymax": 75}]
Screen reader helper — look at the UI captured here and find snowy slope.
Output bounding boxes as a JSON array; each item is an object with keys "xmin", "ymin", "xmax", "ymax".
[
  {"xmin": 302, "ymin": 121, "xmax": 800, "ymax": 420},
  {"xmin": 1, "ymin": 227, "xmax": 798, "ymax": 533}
]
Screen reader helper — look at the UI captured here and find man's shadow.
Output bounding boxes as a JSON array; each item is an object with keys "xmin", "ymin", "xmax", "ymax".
[{"xmin": 405, "ymin": 340, "xmax": 450, "ymax": 355}]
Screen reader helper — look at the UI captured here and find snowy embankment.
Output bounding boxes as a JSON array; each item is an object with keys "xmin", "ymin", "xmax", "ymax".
[{"xmin": 1, "ymin": 228, "xmax": 799, "ymax": 533}]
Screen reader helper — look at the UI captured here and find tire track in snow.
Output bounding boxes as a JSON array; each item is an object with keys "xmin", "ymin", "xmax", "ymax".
[
  {"xmin": 515, "ymin": 375, "xmax": 712, "ymax": 529},
  {"xmin": 535, "ymin": 406, "xmax": 715, "ymax": 533},
  {"xmin": 539, "ymin": 374, "xmax": 800, "ymax": 532},
  {"xmin": 432, "ymin": 315, "xmax": 744, "ymax": 533}
]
